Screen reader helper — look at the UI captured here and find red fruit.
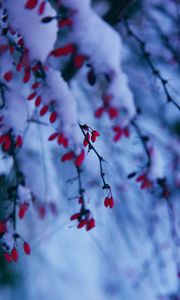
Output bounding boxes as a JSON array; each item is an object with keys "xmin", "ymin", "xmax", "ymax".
[
  {"xmin": 38, "ymin": 1, "xmax": 46, "ymax": 15},
  {"xmin": 23, "ymin": 242, "xmax": 31, "ymax": 255},
  {"xmin": 4, "ymin": 252, "xmax": 12, "ymax": 263},
  {"xmin": 83, "ymin": 133, "xmax": 90, "ymax": 147},
  {"xmin": 62, "ymin": 137, "xmax": 69, "ymax": 148},
  {"xmin": 108, "ymin": 107, "xmax": 119, "ymax": 119},
  {"xmin": 31, "ymin": 82, "xmax": 40, "ymax": 89},
  {"xmin": 58, "ymin": 133, "xmax": 64, "ymax": 145},
  {"xmin": 95, "ymin": 107, "xmax": 104, "ymax": 118},
  {"xmin": 0, "ymin": 221, "xmax": 6, "ymax": 234},
  {"xmin": 35, "ymin": 96, "xmax": 41, "ymax": 107},
  {"xmin": 141, "ymin": 179, "xmax": 152, "ymax": 189},
  {"xmin": 77, "ymin": 220, "xmax": 87, "ymax": 229},
  {"xmin": 75, "ymin": 150, "xmax": 85, "ymax": 167},
  {"xmin": 136, "ymin": 174, "xmax": 146, "ymax": 182},
  {"xmin": 38, "ymin": 206, "xmax": 46, "ymax": 219},
  {"xmin": 86, "ymin": 218, "xmax": 96, "ymax": 231},
  {"xmin": 50, "ymin": 44, "xmax": 75, "ymax": 57},
  {"xmin": 17, "ymin": 37, "xmax": 24, "ymax": 46},
  {"xmin": 61, "ymin": 151, "xmax": 74, "ymax": 162},
  {"xmin": 58, "ymin": 18, "xmax": 73, "ymax": 28},
  {"xmin": 104, "ymin": 197, "xmax": 109, "ymax": 207},
  {"xmin": 11, "ymin": 248, "xmax": 18, "ymax": 262},
  {"xmin": 109, "ymin": 196, "xmax": 114, "ymax": 208},
  {"xmin": 23, "ymin": 67, "xmax": 31, "ymax": 83},
  {"xmin": 18, "ymin": 203, "xmax": 29, "ymax": 219},
  {"xmin": 15, "ymin": 135, "xmax": 23, "ymax": 148},
  {"xmin": 40, "ymin": 105, "xmax": 49, "ymax": 116},
  {"xmin": 27, "ymin": 92, "xmax": 36, "ymax": 100},
  {"xmin": 2, "ymin": 135, "xmax": 11, "ymax": 152},
  {"xmin": 113, "ymin": 126, "xmax": 123, "ymax": 142},
  {"xmin": 4, "ymin": 71, "xmax": 13, "ymax": 82},
  {"xmin": 58, "ymin": 133, "xmax": 69, "ymax": 148},
  {"xmin": 49, "ymin": 111, "xmax": 57, "ymax": 123},
  {"xmin": 74, "ymin": 54, "xmax": 85, "ymax": 68},
  {"xmin": 91, "ymin": 130, "xmax": 100, "ymax": 142},
  {"xmin": 92, "ymin": 130, "xmax": 100, "ymax": 137},
  {"xmin": 25, "ymin": 0, "xmax": 38, "ymax": 9},
  {"xmin": 48, "ymin": 132, "xmax": 58, "ymax": 141},
  {"xmin": 31, "ymin": 63, "xmax": 41, "ymax": 72},
  {"xmin": 123, "ymin": 127, "xmax": 130, "ymax": 137},
  {"xmin": 102, "ymin": 94, "xmax": 113, "ymax": 105},
  {"xmin": 70, "ymin": 213, "xmax": 80, "ymax": 221}
]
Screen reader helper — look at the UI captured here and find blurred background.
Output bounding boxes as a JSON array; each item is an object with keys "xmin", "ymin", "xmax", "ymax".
[{"xmin": 0, "ymin": 0, "xmax": 180, "ymax": 299}]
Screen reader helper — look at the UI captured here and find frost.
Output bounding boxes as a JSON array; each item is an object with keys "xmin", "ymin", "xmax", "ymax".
[{"xmin": 3, "ymin": 0, "xmax": 57, "ymax": 62}]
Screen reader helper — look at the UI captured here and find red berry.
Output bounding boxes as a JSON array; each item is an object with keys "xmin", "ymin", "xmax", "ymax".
[
  {"xmin": 23, "ymin": 242, "xmax": 31, "ymax": 255},
  {"xmin": 83, "ymin": 133, "xmax": 90, "ymax": 147},
  {"xmin": 104, "ymin": 197, "xmax": 109, "ymax": 207},
  {"xmin": 58, "ymin": 18, "xmax": 73, "ymax": 28},
  {"xmin": 77, "ymin": 220, "xmax": 87, "ymax": 229},
  {"xmin": 75, "ymin": 150, "xmax": 85, "ymax": 167},
  {"xmin": 109, "ymin": 196, "xmax": 114, "ymax": 208},
  {"xmin": 102, "ymin": 94, "xmax": 113, "ymax": 105},
  {"xmin": 61, "ymin": 151, "xmax": 74, "ymax": 162},
  {"xmin": 4, "ymin": 71, "xmax": 13, "ymax": 82},
  {"xmin": 86, "ymin": 218, "xmax": 96, "ymax": 231},
  {"xmin": 74, "ymin": 54, "xmax": 85, "ymax": 68},
  {"xmin": 11, "ymin": 248, "xmax": 18, "ymax": 262},
  {"xmin": 108, "ymin": 107, "xmax": 119, "ymax": 119},
  {"xmin": 48, "ymin": 132, "xmax": 58, "ymax": 141},
  {"xmin": 50, "ymin": 44, "xmax": 75, "ymax": 57},
  {"xmin": 35, "ymin": 96, "xmax": 41, "ymax": 107},
  {"xmin": 95, "ymin": 107, "xmax": 104, "ymax": 118},
  {"xmin": 4, "ymin": 252, "xmax": 12, "ymax": 263},
  {"xmin": 38, "ymin": 0, "xmax": 46, "ymax": 15},
  {"xmin": 49, "ymin": 111, "xmax": 57, "ymax": 123},
  {"xmin": 31, "ymin": 82, "xmax": 40, "ymax": 89},
  {"xmin": 25, "ymin": 0, "xmax": 38, "ymax": 9},
  {"xmin": 0, "ymin": 221, "xmax": 6, "ymax": 234},
  {"xmin": 40, "ymin": 105, "xmax": 49, "ymax": 116},
  {"xmin": 70, "ymin": 213, "xmax": 80, "ymax": 221},
  {"xmin": 123, "ymin": 127, "xmax": 130, "ymax": 138},
  {"xmin": 23, "ymin": 67, "xmax": 31, "ymax": 83},
  {"xmin": 27, "ymin": 92, "xmax": 36, "ymax": 100},
  {"xmin": 15, "ymin": 135, "xmax": 23, "ymax": 148},
  {"xmin": 18, "ymin": 202, "xmax": 29, "ymax": 219},
  {"xmin": 2, "ymin": 135, "xmax": 11, "ymax": 152},
  {"xmin": 91, "ymin": 130, "xmax": 100, "ymax": 142}
]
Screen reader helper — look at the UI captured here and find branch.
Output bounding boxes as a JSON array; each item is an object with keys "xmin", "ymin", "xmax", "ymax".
[{"xmin": 124, "ymin": 20, "xmax": 180, "ymax": 111}]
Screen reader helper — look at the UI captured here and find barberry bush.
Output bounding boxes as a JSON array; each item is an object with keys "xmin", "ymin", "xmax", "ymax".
[{"xmin": 0, "ymin": 0, "xmax": 179, "ymax": 299}]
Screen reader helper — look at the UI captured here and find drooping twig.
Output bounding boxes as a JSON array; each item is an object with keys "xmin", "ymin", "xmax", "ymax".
[
  {"xmin": 124, "ymin": 20, "xmax": 180, "ymax": 111},
  {"xmin": 131, "ymin": 120, "xmax": 151, "ymax": 169},
  {"xmin": 79, "ymin": 123, "xmax": 111, "ymax": 192}
]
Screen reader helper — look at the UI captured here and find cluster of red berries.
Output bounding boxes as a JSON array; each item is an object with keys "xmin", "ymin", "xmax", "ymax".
[
  {"xmin": 25, "ymin": 0, "xmax": 46, "ymax": 14},
  {"xmin": 104, "ymin": 196, "xmax": 114, "ymax": 208},
  {"xmin": 95, "ymin": 94, "xmax": 119, "ymax": 119},
  {"xmin": 61, "ymin": 149, "xmax": 85, "ymax": 168},
  {"xmin": 82, "ymin": 125, "xmax": 100, "ymax": 146},
  {"xmin": 70, "ymin": 209, "xmax": 96, "ymax": 231},
  {"xmin": 0, "ymin": 132, "xmax": 23, "ymax": 153},
  {"xmin": 113, "ymin": 125, "xmax": 130, "ymax": 142},
  {"xmin": 3, "ymin": 241, "xmax": 31, "ymax": 263},
  {"xmin": 136, "ymin": 173, "xmax": 152, "ymax": 189}
]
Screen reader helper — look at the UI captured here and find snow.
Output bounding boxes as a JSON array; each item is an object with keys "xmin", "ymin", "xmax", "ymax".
[{"xmin": 3, "ymin": 0, "xmax": 57, "ymax": 62}]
